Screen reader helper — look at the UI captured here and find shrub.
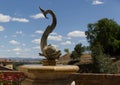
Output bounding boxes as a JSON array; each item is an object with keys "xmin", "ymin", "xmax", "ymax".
[
  {"xmin": 92, "ymin": 43, "xmax": 118, "ymax": 73},
  {"xmin": 0, "ymin": 71, "xmax": 26, "ymax": 85}
]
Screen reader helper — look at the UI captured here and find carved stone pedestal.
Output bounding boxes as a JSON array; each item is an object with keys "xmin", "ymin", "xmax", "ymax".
[
  {"xmin": 18, "ymin": 65, "xmax": 79, "ymax": 85},
  {"xmin": 42, "ymin": 59, "xmax": 57, "ymax": 66}
]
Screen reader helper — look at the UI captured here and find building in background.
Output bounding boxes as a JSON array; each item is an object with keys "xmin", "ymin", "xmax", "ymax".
[{"xmin": 0, "ymin": 58, "xmax": 13, "ymax": 69}]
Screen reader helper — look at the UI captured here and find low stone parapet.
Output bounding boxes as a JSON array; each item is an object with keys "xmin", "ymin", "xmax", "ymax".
[{"xmin": 74, "ymin": 73, "xmax": 120, "ymax": 85}]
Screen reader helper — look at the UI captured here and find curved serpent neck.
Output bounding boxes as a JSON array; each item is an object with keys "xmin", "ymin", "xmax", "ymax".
[{"xmin": 39, "ymin": 7, "xmax": 57, "ymax": 53}]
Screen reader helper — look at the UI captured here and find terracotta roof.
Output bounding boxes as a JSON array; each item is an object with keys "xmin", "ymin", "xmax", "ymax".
[{"xmin": 0, "ymin": 58, "xmax": 12, "ymax": 62}]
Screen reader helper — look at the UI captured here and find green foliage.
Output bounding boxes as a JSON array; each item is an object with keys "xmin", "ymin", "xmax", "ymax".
[
  {"xmin": 91, "ymin": 43, "xmax": 118, "ymax": 73},
  {"xmin": 84, "ymin": 18, "xmax": 120, "ymax": 73},
  {"xmin": 68, "ymin": 59, "xmax": 80, "ymax": 65},
  {"xmin": 13, "ymin": 62, "xmax": 38, "ymax": 70},
  {"xmin": 83, "ymin": 46, "xmax": 90, "ymax": 52},
  {"xmin": 70, "ymin": 43, "xmax": 84, "ymax": 59},
  {"xmin": 64, "ymin": 48, "xmax": 70, "ymax": 54},
  {"xmin": 78, "ymin": 64, "xmax": 94, "ymax": 73},
  {"xmin": 13, "ymin": 62, "xmax": 24, "ymax": 70},
  {"xmin": 85, "ymin": 18, "xmax": 120, "ymax": 57}
]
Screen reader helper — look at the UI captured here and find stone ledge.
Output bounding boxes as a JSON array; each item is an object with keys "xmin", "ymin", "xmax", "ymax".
[
  {"xmin": 74, "ymin": 73, "xmax": 120, "ymax": 85},
  {"xmin": 19, "ymin": 65, "xmax": 79, "ymax": 73}
]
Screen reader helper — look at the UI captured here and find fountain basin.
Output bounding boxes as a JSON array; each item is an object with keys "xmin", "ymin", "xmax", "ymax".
[{"xmin": 18, "ymin": 65, "xmax": 79, "ymax": 85}]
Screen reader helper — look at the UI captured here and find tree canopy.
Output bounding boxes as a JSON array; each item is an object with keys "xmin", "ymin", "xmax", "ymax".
[
  {"xmin": 85, "ymin": 18, "xmax": 120, "ymax": 57},
  {"xmin": 70, "ymin": 43, "xmax": 84, "ymax": 59},
  {"xmin": 64, "ymin": 48, "xmax": 70, "ymax": 54}
]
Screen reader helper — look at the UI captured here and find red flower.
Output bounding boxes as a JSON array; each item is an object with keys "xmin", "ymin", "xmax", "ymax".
[{"xmin": 0, "ymin": 71, "xmax": 26, "ymax": 85}]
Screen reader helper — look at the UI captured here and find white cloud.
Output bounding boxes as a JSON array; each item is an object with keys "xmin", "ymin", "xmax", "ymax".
[
  {"xmin": 9, "ymin": 40, "xmax": 20, "ymax": 45},
  {"xmin": 32, "ymin": 39, "xmax": 40, "ymax": 44},
  {"xmin": 50, "ymin": 32, "xmax": 57, "ymax": 35},
  {"xmin": 35, "ymin": 30, "xmax": 43, "ymax": 34},
  {"xmin": 67, "ymin": 30, "xmax": 86, "ymax": 37},
  {"xmin": 33, "ymin": 46, "xmax": 40, "ymax": 50},
  {"xmin": 12, "ymin": 35, "xmax": 17, "ymax": 37},
  {"xmin": 0, "ymin": 13, "xmax": 29, "ymax": 23},
  {"xmin": 52, "ymin": 44, "xmax": 58, "ymax": 48},
  {"xmin": 67, "ymin": 37, "xmax": 72, "ymax": 40},
  {"xmin": 11, "ymin": 31, "xmax": 24, "ymax": 37},
  {"xmin": 79, "ymin": 39, "xmax": 87, "ymax": 42},
  {"xmin": 13, "ymin": 47, "xmax": 30, "ymax": 53},
  {"xmin": 16, "ymin": 52, "xmax": 20, "ymax": 55},
  {"xmin": 16, "ymin": 31, "xmax": 23, "ymax": 34},
  {"xmin": 30, "ymin": 34, "xmax": 36, "ymax": 37},
  {"xmin": 0, "ymin": 13, "xmax": 11, "ymax": 22},
  {"xmin": 48, "ymin": 35, "xmax": 62, "ymax": 41},
  {"xmin": 13, "ymin": 48, "xmax": 21, "ymax": 52},
  {"xmin": 92, "ymin": 0, "xmax": 104, "ymax": 5},
  {"xmin": 61, "ymin": 41, "xmax": 72, "ymax": 45},
  {"xmin": 31, "ymin": 13, "xmax": 45, "ymax": 19},
  {"xmin": 22, "ymin": 43, "xmax": 26, "ymax": 46},
  {"xmin": 23, "ymin": 48, "xmax": 31, "ymax": 52},
  {"xmin": 0, "ymin": 26, "xmax": 4, "ymax": 31},
  {"xmin": 12, "ymin": 18, "xmax": 29, "ymax": 22}
]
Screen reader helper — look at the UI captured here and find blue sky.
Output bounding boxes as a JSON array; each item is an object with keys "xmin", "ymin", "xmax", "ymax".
[{"xmin": 0, "ymin": 0, "xmax": 120, "ymax": 58}]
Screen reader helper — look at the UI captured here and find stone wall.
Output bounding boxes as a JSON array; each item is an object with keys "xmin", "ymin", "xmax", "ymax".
[{"xmin": 74, "ymin": 73, "xmax": 120, "ymax": 85}]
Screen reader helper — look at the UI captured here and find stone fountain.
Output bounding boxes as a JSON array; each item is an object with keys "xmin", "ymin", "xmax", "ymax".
[{"xmin": 18, "ymin": 7, "xmax": 79, "ymax": 85}]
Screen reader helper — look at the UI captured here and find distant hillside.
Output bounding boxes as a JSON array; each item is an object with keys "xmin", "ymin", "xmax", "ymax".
[
  {"xmin": 5, "ymin": 57, "xmax": 43, "ymax": 62},
  {"xmin": 58, "ymin": 54, "xmax": 71, "ymax": 64},
  {"xmin": 58, "ymin": 54, "xmax": 92, "ymax": 64},
  {"xmin": 79, "ymin": 54, "xmax": 92, "ymax": 64}
]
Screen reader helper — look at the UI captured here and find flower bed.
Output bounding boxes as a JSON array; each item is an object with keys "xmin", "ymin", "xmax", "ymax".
[{"xmin": 0, "ymin": 71, "xmax": 26, "ymax": 85}]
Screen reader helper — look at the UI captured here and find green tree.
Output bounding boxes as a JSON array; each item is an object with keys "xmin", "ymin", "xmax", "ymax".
[
  {"xmin": 64, "ymin": 48, "xmax": 70, "ymax": 54},
  {"xmin": 71, "ymin": 43, "xmax": 84, "ymax": 59},
  {"xmin": 85, "ymin": 18, "xmax": 120, "ymax": 57},
  {"xmin": 91, "ymin": 43, "xmax": 118, "ymax": 73}
]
